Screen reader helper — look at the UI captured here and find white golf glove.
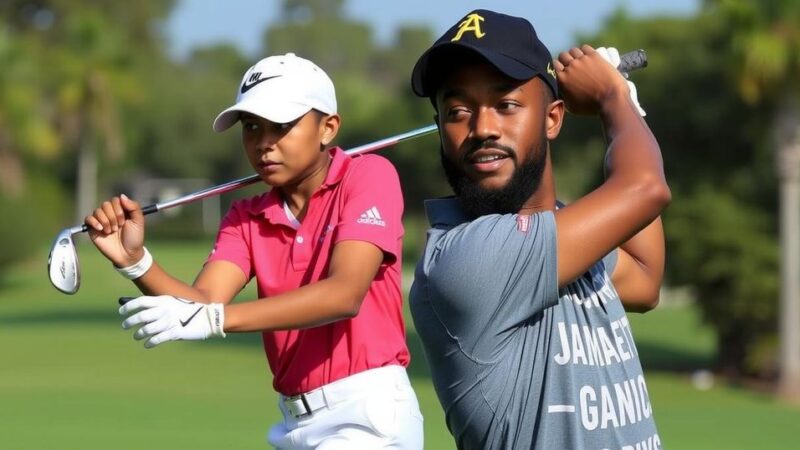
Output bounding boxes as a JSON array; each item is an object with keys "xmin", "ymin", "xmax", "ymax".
[
  {"xmin": 596, "ymin": 46, "xmax": 646, "ymax": 116},
  {"xmin": 119, "ymin": 295, "xmax": 226, "ymax": 348}
]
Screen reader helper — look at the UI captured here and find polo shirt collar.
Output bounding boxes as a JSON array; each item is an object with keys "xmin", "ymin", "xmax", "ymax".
[
  {"xmin": 247, "ymin": 147, "xmax": 350, "ymax": 223},
  {"xmin": 321, "ymin": 146, "xmax": 349, "ymax": 188},
  {"xmin": 424, "ymin": 197, "xmax": 473, "ymax": 228}
]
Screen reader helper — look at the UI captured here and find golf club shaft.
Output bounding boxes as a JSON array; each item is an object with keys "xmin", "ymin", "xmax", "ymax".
[{"xmin": 77, "ymin": 124, "xmax": 438, "ymax": 233}]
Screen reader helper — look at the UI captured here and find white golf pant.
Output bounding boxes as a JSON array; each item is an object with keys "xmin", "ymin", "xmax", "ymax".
[{"xmin": 267, "ymin": 365, "xmax": 423, "ymax": 449}]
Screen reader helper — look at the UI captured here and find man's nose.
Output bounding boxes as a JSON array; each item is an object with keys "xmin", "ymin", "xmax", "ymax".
[{"xmin": 471, "ymin": 107, "xmax": 501, "ymax": 141}]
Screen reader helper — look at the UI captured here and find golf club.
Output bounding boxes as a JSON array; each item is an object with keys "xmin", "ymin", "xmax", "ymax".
[{"xmin": 48, "ymin": 124, "xmax": 438, "ymax": 295}]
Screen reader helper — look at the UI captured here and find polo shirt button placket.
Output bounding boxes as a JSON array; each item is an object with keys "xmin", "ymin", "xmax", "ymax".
[{"xmin": 296, "ymin": 236, "xmax": 304, "ymax": 244}]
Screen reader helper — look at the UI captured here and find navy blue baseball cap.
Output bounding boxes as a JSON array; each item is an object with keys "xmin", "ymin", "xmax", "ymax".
[{"xmin": 411, "ymin": 9, "xmax": 558, "ymax": 99}]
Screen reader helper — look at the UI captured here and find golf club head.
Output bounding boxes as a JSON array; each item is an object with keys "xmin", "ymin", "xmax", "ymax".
[{"xmin": 48, "ymin": 227, "xmax": 82, "ymax": 295}]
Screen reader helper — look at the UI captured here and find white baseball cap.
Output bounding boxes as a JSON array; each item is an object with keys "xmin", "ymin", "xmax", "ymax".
[{"xmin": 212, "ymin": 53, "xmax": 337, "ymax": 132}]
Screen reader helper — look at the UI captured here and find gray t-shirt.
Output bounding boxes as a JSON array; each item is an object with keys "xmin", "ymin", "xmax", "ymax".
[{"xmin": 409, "ymin": 199, "xmax": 661, "ymax": 450}]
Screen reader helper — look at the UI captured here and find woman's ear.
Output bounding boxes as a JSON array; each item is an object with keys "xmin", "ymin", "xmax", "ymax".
[{"xmin": 320, "ymin": 113, "xmax": 341, "ymax": 147}]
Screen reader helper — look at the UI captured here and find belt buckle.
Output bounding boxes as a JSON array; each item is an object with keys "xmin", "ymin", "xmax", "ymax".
[{"xmin": 285, "ymin": 393, "xmax": 312, "ymax": 418}]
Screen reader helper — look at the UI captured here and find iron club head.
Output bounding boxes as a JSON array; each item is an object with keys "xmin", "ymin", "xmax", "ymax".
[{"xmin": 47, "ymin": 225, "xmax": 85, "ymax": 295}]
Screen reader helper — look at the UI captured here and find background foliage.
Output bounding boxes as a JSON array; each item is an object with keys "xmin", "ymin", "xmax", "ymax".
[{"xmin": 0, "ymin": 0, "xmax": 792, "ymax": 386}]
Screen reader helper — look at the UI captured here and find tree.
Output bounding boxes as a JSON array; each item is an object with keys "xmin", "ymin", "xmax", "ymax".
[
  {"xmin": 0, "ymin": 19, "xmax": 59, "ymax": 197},
  {"xmin": 54, "ymin": 9, "xmax": 132, "ymax": 223},
  {"xmin": 127, "ymin": 43, "xmax": 251, "ymax": 183},
  {"xmin": 1, "ymin": 1, "xmax": 175, "ymax": 223},
  {"xmin": 710, "ymin": 0, "xmax": 800, "ymax": 400},
  {"xmin": 568, "ymin": 9, "xmax": 781, "ymax": 378}
]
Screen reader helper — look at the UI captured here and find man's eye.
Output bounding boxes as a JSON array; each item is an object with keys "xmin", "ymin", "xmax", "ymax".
[
  {"xmin": 447, "ymin": 107, "xmax": 470, "ymax": 118},
  {"xmin": 243, "ymin": 121, "xmax": 259, "ymax": 131},
  {"xmin": 498, "ymin": 101, "xmax": 519, "ymax": 111}
]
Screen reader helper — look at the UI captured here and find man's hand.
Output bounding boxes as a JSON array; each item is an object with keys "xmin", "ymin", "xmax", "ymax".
[
  {"xmin": 553, "ymin": 45, "xmax": 632, "ymax": 116},
  {"xmin": 595, "ymin": 47, "xmax": 646, "ymax": 116},
  {"xmin": 119, "ymin": 295, "xmax": 226, "ymax": 348}
]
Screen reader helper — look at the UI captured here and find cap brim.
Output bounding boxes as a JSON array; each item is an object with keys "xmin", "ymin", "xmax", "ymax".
[
  {"xmin": 212, "ymin": 100, "xmax": 313, "ymax": 132},
  {"xmin": 411, "ymin": 42, "xmax": 543, "ymax": 97}
]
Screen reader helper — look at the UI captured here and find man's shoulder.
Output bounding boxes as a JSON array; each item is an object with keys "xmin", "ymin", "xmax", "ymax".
[{"xmin": 425, "ymin": 201, "xmax": 555, "ymax": 237}]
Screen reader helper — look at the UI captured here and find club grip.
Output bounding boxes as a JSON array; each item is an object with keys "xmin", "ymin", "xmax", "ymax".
[
  {"xmin": 119, "ymin": 296, "xmax": 135, "ymax": 306},
  {"xmin": 141, "ymin": 204, "xmax": 158, "ymax": 215},
  {"xmin": 618, "ymin": 49, "xmax": 647, "ymax": 73}
]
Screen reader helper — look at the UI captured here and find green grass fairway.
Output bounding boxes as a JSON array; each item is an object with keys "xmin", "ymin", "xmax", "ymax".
[{"xmin": 2, "ymin": 241, "xmax": 797, "ymax": 449}]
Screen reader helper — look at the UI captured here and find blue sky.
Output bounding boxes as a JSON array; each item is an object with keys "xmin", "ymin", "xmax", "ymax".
[{"xmin": 165, "ymin": 0, "xmax": 699, "ymax": 60}]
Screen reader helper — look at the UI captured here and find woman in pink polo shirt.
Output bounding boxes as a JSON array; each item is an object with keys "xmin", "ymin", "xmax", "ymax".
[{"xmin": 83, "ymin": 53, "xmax": 423, "ymax": 449}]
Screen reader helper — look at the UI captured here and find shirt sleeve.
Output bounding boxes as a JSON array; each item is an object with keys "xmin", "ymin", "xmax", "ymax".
[
  {"xmin": 424, "ymin": 211, "xmax": 558, "ymax": 352},
  {"xmin": 333, "ymin": 155, "xmax": 404, "ymax": 263},
  {"xmin": 206, "ymin": 201, "xmax": 254, "ymax": 280}
]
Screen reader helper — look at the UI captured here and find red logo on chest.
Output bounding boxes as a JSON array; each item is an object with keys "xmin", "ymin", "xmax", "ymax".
[{"xmin": 516, "ymin": 216, "xmax": 530, "ymax": 233}]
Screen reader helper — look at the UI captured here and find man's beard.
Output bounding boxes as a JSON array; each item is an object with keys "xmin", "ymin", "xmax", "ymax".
[{"xmin": 441, "ymin": 138, "xmax": 547, "ymax": 217}]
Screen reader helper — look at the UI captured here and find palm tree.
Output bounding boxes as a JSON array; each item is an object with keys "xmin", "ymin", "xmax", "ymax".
[
  {"xmin": 713, "ymin": 0, "xmax": 800, "ymax": 401},
  {"xmin": 52, "ymin": 11, "xmax": 132, "ymax": 224},
  {"xmin": 0, "ymin": 21, "xmax": 59, "ymax": 197}
]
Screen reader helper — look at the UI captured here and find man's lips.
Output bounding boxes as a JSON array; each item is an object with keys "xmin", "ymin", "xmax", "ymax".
[{"xmin": 465, "ymin": 148, "xmax": 512, "ymax": 173}]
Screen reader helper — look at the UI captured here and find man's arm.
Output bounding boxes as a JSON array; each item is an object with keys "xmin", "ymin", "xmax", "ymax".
[
  {"xmin": 553, "ymin": 45, "xmax": 671, "ymax": 287},
  {"xmin": 612, "ymin": 217, "xmax": 665, "ymax": 312}
]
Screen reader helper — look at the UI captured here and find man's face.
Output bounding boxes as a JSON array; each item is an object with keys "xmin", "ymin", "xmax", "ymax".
[{"xmin": 435, "ymin": 61, "xmax": 552, "ymax": 216}]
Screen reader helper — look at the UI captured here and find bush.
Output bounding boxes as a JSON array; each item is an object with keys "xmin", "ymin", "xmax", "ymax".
[{"xmin": 0, "ymin": 177, "xmax": 67, "ymax": 279}]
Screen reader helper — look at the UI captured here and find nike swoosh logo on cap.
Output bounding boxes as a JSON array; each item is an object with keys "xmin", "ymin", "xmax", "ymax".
[
  {"xmin": 240, "ymin": 75, "xmax": 281, "ymax": 94},
  {"xmin": 180, "ymin": 306, "xmax": 204, "ymax": 327}
]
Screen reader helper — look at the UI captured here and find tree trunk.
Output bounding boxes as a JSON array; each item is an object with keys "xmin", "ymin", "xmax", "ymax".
[
  {"xmin": 775, "ymin": 95, "xmax": 800, "ymax": 402},
  {"xmin": 0, "ymin": 148, "xmax": 25, "ymax": 197},
  {"xmin": 717, "ymin": 327, "xmax": 750, "ymax": 379}
]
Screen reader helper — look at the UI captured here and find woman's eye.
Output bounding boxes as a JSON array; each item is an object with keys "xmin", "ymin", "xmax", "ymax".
[
  {"xmin": 243, "ymin": 122, "xmax": 259, "ymax": 131},
  {"xmin": 271, "ymin": 120, "xmax": 297, "ymax": 132}
]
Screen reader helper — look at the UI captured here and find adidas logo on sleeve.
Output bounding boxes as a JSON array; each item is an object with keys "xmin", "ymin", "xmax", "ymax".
[{"xmin": 357, "ymin": 207, "xmax": 386, "ymax": 227}]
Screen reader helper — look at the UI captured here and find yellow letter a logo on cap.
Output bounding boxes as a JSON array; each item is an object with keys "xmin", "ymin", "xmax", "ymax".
[{"xmin": 451, "ymin": 13, "xmax": 485, "ymax": 41}]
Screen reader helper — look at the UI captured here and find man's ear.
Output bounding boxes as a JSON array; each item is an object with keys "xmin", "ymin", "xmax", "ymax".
[
  {"xmin": 320, "ymin": 113, "xmax": 341, "ymax": 146},
  {"xmin": 546, "ymin": 99, "xmax": 565, "ymax": 141}
]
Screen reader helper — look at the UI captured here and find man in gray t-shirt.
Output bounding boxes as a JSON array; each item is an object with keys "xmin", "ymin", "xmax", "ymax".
[
  {"xmin": 411, "ymin": 201, "xmax": 660, "ymax": 449},
  {"xmin": 408, "ymin": 9, "xmax": 670, "ymax": 450}
]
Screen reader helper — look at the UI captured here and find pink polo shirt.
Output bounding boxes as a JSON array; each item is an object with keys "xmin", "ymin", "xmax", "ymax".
[{"xmin": 207, "ymin": 147, "xmax": 409, "ymax": 395}]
